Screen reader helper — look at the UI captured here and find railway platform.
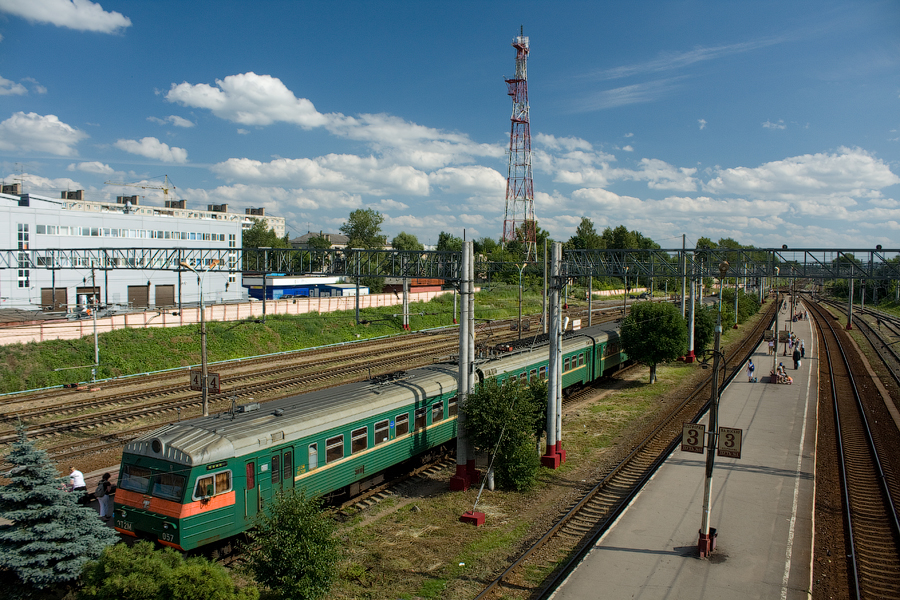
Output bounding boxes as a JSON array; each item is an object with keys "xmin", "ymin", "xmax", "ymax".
[{"xmin": 551, "ymin": 313, "xmax": 817, "ymax": 600}]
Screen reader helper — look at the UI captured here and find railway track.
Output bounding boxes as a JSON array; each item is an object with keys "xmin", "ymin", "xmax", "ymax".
[
  {"xmin": 474, "ymin": 298, "xmax": 777, "ymax": 599},
  {"xmin": 807, "ymin": 300, "xmax": 900, "ymax": 598}
]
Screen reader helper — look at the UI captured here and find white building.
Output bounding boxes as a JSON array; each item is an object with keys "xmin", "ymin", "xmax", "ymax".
[{"xmin": 0, "ymin": 187, "xmax": 283, "ymax": 311}]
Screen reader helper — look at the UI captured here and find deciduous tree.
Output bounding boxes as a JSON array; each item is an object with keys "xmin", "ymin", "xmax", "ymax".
[
  {"xmin": 340, "ymin": 208, "xmax": 387, "ymax": 249},
  {"xmin": 390, "ymin": 231, "xmax": 424, "ymax": 251},
  {"xmin": 621, "ymin": 301, "xmax": 688, "ymax": 383}
]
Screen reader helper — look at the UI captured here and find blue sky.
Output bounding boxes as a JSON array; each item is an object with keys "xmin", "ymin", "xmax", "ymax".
[{"xmin": 0, "ymin": 0, "xmax": 898, "ymax": 249}]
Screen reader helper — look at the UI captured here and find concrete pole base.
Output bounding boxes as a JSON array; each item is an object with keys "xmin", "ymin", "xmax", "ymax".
[
  {"xmin": 449, "ymin": 464, "xmax": 470, "ymax": 491},
  {"xmin": 684, "ymin": 351, "xmax": 696, "ymax": 364},
  {"xmin": 541, "ymin": 443, "xmax": 561, "ymax": 468},
  {"xmin": 460, "ymin": 510, "xmax": 485, "ymax": 526}
]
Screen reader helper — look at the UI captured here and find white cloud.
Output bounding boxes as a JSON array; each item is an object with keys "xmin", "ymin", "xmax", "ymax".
[
  {"xmin": 22, "ymin": 77, "xmax": 47, "ymax": 94},
  {"xmin": 114, "ymin": 137, "xmax": 188, "ymax": 163},
  {"xmin": 0, "ymin": 75, "xmax": 26, "ymax": 95},
  {"xmin": 622, "ymin": 145, "xmax": 634, "ymax": 152},
  {"xmin": 0, "ymin": 0, "xmax": 131, "ymax": 33},
  {"xmin": 66, "ymin": 161, "xmax": 114, "ymax": 175},
  {"xmin": 573, "ymin": 77, "xmax": 686, "ymax": 111},
  {"xmin": 372, "ymin": 198, "xmax": 409, "ymax": 211},
  {"xmin": 763, "ymin": 119, "xmax": 786, "ymax": 130},
  {"xmin": 3, "ymin": 171, "xmax": 83, "ymax": 194},
  {"xmin": 698, "ymin": 119, "xmax": 707, "ymax": 130},
  {"xmin": 534, "ymin": 133, "xmax": 593, "ymax": 152},
  {"xmin": 148, "ymin": 115, "xmax": 194, "ymax": 128},
  {"xmin": 429, "ymin": 165, "xmax": 506, "ymax": 195},
  {"xmin": 167, "ymin": 72, "xmax": 328, "ymax": 128},
  {"xmin": 624, "ymin": 132, "xmax": 634, "ymax": 138},
  {"xmin": 236, "ymin": 128, "xmax": 249, "ymax": 135},
  {"xmin": 0, "ymin": 111, "xmax": 87, "ymax": 156},
  {"xmin": 703, "ymin": 147, "xmax": 900, "ymax": 198}
]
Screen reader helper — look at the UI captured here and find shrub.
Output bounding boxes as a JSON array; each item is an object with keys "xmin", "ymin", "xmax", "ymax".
[
  {"xmin": 241, "ymin": 490, "xmax": 339, "ymax": 600},
  {"xmin": 78, "ymin": 541, "xmax": 257, "ymax": 600}
]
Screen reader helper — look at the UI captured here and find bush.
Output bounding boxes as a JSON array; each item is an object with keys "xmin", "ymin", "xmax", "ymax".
[
  {"xmin": 241, "ymin": 490, "xmax": 339, "ymax": 600},
  {"xmin": 79, "ymin": 541, "xmax": 257, "ymax": 600}
]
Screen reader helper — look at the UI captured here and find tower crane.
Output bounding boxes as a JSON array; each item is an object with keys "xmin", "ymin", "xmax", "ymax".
[{"xmin": 104, "ymin": 174, "xmax": 176, "ymax": 204}]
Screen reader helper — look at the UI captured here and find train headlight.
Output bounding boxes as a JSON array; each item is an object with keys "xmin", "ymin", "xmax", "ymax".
[{"xmin": 163, "ymin": 523, "xmax": 169, "ymax": 530}]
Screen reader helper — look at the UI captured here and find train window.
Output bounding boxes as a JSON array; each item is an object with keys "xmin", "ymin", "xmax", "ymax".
[
  {"xmin": 375, "ymin": 420, "xmax": 390, "ymax": 445},
  {"xmin": 151, "ymin": 472, "xmax": 185, "ymax": 501},
  {"xmin": 579, "ymin": 353, "xmax": 585, "ymax": 367},
  {"xmin": 271, "ymin": 456, "xmax": 280, "ymax": 484},
  {"xmin": 539, "ymin": 366, "xmax": 546, "ymax": 380},
  {"xmin": 283, "ymin": 451, "xmax": 293, "ymax": 482},
  {"xmin": 519, "ymin": 372, "xmax": 527, "ymax": 382},
  {"xmin": 564, "ymin": 357, "xmax": 570, "ymax": 371},
  {"xmin": 448, "ymin": 399, "xmax": 458, "ymax": 417},
  {"xmin": 351, "ymin": 427, "xmax": 368, "ymax": 454},
  {"xmin": 414, "ymin": 408, "xmax": 427, "ymax": 431},
  {"xmin": 246, "ymin": 462, "xmax": 255, "ymax": 489},
  {"xmin": 432, "ymin": 402, "xmax": 444, "ymax": 423},
  {"xmin": 530, "ymin": 369, "xmax": 537, "ymax": 381},
  {"xmin": 215, "ymin": 471, "xmax": 232, "ymax": 495},
  {"xmin": 308, "ymin": 444, "xmax": 318, "ymax": 471},
  {"xmin": 326, "ymin": 435, "xmax": 344, "ymax": 463},
  {"xmin": 395, "ymin": 413, "xmax": 410, "ymax": 436},
  {"xmin": 194, "ymin": 475, "xmax": 214, "ymax": 499},
  {"xmin": 119, "ymin": 465, "xmax": 152, "ymax": 493}
]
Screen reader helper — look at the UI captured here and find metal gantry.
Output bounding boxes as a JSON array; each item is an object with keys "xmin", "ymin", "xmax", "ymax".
[{"xmin": 2, "ymin": 247, "xmax": 899, "ymax": 283}]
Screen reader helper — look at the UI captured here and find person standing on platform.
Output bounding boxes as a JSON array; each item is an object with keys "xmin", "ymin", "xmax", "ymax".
[
  {"xmin": 747, "ymin": 360, "xmax": 755, "ymax": 382},
  {"xmin": 768, "ymin": 339, "xmax": 775, "ymax": 355},
  {"xmin": 792, "ymin": 346, "xmax": 801, "ymax": 370},
  {"xmin": 96, "ymin": 473, "xmax": 113, "ymax": 520},
  {"xmin": 800, "ymin": 340, "xmax": 805, "ymax": 359}
]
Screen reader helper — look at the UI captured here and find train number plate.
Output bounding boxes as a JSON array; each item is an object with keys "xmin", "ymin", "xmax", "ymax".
[
  {"xmin": 115, "ymin": 520, "xmax": 133, "ymax": 532},
  {"xmin": 159, "ymin": 532, "xmax": 176, "ymax": 543}
]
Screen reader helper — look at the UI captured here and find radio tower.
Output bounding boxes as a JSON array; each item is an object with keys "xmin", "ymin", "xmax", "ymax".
[{"xmin": 502, "ymin": 26, "xmax": 537, "ymax": 262}]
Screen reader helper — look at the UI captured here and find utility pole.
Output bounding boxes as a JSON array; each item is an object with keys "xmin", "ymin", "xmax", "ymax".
[
  {"xmin": 699, "ymin": 260, "xmax": 728, "ymax": 558},
  {"xmin": 180, "ymin": 259, "xmax": 219, "ymax": 417}
]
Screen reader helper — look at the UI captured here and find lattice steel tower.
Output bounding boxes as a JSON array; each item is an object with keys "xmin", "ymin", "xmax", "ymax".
[{"xmin": 502, "ymin": 27, "xmax": 537, "ymax": 261}]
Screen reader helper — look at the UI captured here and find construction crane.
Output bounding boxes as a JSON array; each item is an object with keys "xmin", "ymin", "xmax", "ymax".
[{"xmin": 104, "ymin": 174, "xmax": 176, "ymax": 204}]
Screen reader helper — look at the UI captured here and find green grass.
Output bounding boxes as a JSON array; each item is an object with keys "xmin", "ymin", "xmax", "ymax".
[{"xmin": 0, "ymin": 289, "xmax": 551, "ymax": 394}]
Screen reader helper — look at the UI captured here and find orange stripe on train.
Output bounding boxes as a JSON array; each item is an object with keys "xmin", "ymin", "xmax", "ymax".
[{"xmin": 114, "ymin": 488, "xmax": 235, "ymax": 518}]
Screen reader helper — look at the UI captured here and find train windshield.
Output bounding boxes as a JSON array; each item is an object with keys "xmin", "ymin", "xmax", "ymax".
[
  {"xmin": 152, "ymin": 472, "xmax": 186, "ymax": 501},
  {"xmin": 119, "ymin": 465, "xmax": 152, "ymax": 493}
]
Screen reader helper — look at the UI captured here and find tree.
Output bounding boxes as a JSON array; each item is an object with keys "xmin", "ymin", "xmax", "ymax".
[
  {"xmin": 620, "ymin": 301, "xmax": 688, "ymax": 383},
  {"xmin": 692, "ymin": 304, "xmax": 716, "ymax": 354},
  {"xmin": 243, "ymin": 219, "xmax": 290, "ymax": 249},
  {"xmin": 569, "ymin": 217, "xmax": 604, "ymax": 250},
  {"xmin": 436, "ymin": 231, "xmax": 463, "ymax": 252},
  {"xmin": 390, "ymin": 231, "xmax": 424, "ymax": 251},
  {"xmin": 464, "ymin": 378, "xmax": 546, "ymax": 491},
  {"xmin": 79, "ymin": 541, "xmax": 257, "ymax": 600},
  {"xmin": 306, "ymin": 235, "xmax": 331, "ymax": 250},
  {"xmin": 340, "ymin": 208, "xmax": 386, "ymax": 249},
  {"xmin": 0, "ymin": 425, "xmax": 119, "ymax": 593},
  {"xmin": 242, "ymin": 490, "xmax": 340, "ymax": 600}
]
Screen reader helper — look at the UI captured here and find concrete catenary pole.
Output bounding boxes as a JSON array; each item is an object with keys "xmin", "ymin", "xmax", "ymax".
[
  {"xmin": 450, "ymin": 242, "xmax": 471, "ymax": 491},
  {"xmin": 466, "ymin": 241, "xmax": 478, "ymax": 483},
  {"xmin": 541, "ymin": 242, "xmax": 561, "ymax": 468}
]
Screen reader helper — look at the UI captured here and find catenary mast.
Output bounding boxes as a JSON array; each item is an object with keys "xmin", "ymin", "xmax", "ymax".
[{"xmin": 503, "ymin": 27, "xmax": 537, "ymax": 262}]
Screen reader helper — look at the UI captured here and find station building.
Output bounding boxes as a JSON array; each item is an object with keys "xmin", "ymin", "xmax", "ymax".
[{"xmin": 0, "ymin": 185, "xmax": 285, "ymax": 312}]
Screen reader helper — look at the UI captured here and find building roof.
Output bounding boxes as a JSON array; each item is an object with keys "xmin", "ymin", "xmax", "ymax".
[{"xmin": 290, "ymin": 232, "xmax": 349, "ymax": 247}]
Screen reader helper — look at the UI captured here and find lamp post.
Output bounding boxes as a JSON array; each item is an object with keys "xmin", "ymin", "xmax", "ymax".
[
  {"xmin": 515, "ymin": 263, "xmax": 528, "ymax": 340},
  {"xmin": 699, "ymin": 260, "xmax": 729, "ymax": 558},
  {"xmin": 622, "ymin": 266, "xmax": 629, "ymax": 318},
  {"xmin": 180, "ymin": 259, "xmax": 220, "ymax": 417},
  {"xmin": 772, "ymin": 267, "xmax": 780, "ymax": 379}
]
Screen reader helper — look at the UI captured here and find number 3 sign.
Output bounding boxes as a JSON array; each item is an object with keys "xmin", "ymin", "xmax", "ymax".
[{"xmin": 681, "ymin": 423, "xmax": 706, "ymax": 454}]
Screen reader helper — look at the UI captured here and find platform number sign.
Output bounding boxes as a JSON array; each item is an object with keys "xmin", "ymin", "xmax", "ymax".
[
  {"xmin": 190, "ymin": 370, "xmax": 221, "ymax": 393},
  {"xmin": 717, "ymin": 427, "xmax": 743, "ymax": 459},
  {"xmin": 681, "ymin": 423, "xmax": 706, "ymax": 454}
]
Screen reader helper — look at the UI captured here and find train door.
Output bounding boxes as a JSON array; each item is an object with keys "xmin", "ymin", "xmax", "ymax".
[
  {"xmin": 244, "ymin": 460, "xmax": 258, "ymax": 521},
  {"xmin": 281, "ymin": 447, "xmax": 295, "ymax": 490}
]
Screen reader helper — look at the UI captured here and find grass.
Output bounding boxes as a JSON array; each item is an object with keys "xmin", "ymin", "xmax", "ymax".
[{"xmin": 0, "ymin": 288, "xmax": 554, "ymax": 394}]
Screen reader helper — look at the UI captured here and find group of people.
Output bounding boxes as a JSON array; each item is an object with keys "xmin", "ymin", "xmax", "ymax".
[
  {"xmin": 69, "ymin": 467, "xmax": 114, "ymax": 520},
  {"xmin": 791, "ymin": 310, "xmax": 808, "ymax": 322},
  {"xmin": 772, "ymin": 363, "xmax": 793, "ymax": 384}
]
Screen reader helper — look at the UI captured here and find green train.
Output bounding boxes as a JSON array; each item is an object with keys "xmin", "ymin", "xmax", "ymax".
[{"xmin": 113, "ymin": 322, "xmax": 626, "ymax": 551}]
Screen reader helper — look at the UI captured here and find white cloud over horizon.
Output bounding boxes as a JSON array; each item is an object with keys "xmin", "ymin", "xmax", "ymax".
[
  {"xmin": 0, "ymin": 111, "xmax": 87, "ymax": 156},
  {"xmin": 114, "ymin": 137, "xmax": 188, "ymax": 163}
]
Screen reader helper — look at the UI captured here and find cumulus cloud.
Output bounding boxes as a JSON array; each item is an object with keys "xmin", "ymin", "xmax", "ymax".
[
  {"xmin": 429, "ymin": 165, "xmax": 506, "ymax": 195},
  {"xmin": 763, "ymin": 119, "xmax": 786, "ymax": 130},
  {"xmin": 373, "ymin": 198, "xmax": 409, "ymax": 211},
  {"xmin": 4, "ymin": 171, "xmax": 83, "ymax": 194},
  {"xmin": 698, "ymin": 119, "xmax": 707, "ymax": 130},
  {"xmin": 67, "ymin": 161, "xmax": 114, "ymax": 175},
  {"xmin": 167, "ymin": 72, "xmax": 328, "ymax": 128},
  {"xmin": 622, "ymin": 145, "xmax": 634, "ymax": 152},
  {"xmin": 0, "ymin": 0, "xmax": 131, "ymax": 33},
  {"xmin": 0, "ymin": 75, "xmax": 26, "ymax": 96},
  {"xmin": 0, "ymin": 111, "xmax": 87, "ymax": 156},
  {"xmin": 703, "ymin": 147, "xmax": 900, "ymax": 198},
  {"xmin": 147, "ymin": 115, "xmax": 194, "ymax": 128},
  {"xmin": 114, "ymin": 137, "xmax": 188, "ymax": 163}
]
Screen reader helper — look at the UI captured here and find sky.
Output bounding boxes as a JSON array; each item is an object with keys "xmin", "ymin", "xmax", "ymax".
[{"xmin": 0, "ymin": 0, "xmax": 898, "ymax": 250}]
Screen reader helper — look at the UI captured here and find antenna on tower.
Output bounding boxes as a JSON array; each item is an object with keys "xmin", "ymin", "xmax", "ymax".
[{"xmin": 502, "ymin": 27, "xmax": 537, "ymax": 262}]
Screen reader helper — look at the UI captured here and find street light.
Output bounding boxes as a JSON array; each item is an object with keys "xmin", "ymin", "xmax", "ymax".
[
  {"xmin": 515, "ymin": 263, "xmax": 528, "ymax": 340},
  {"xmin": 699, "ymin": 259, "xmax": 728, "ymax": 558},
  {"xmin": 180, "ymin": 259, "xmax": 220, "ymax": 417}
]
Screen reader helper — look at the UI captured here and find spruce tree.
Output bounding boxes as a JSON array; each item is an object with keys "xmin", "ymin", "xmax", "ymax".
[{"xmin": 0, "ymin": 425, "xmax": 119, "ymax": 594}]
